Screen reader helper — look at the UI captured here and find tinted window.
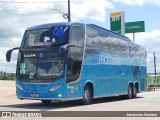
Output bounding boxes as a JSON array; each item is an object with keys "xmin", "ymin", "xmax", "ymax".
[
  {"xmin": 86, "ymin": 25, "xmax": 131, "ymax": 57},
  {"xmin": 17, "ymin": 52, "xmax": 64, "ymax": 82},
  {"xmin": 67, "ymin": 25, "xmax": 84, "ymax": 83},
  {"xmin": 22, "ymin": 27, "xmax": 69, "ymax": 47},
  {"xmin": 70, "ymin": 26, "xmax": 84, "ymax": 46}
]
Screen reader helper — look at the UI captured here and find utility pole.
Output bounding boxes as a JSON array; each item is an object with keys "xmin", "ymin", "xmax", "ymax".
[
  {"xmin": 68, "ymin": 0, "xmax": 71, "ymax": 22},
  {"xmin": 154, "ymin": 51, "xmax": 157, "ymax": 75},
  {"xmin": 52, "ymin": 0, "xmax": 71, "ymax": 21}
]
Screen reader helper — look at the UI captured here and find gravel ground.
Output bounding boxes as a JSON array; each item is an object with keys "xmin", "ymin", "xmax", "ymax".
[{"xmin": 0, "ymin": 80, "xmax": 16, "ymax": 100}]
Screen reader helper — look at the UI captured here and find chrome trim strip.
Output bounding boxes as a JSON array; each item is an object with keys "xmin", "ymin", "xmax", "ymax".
[
  {"xmin": 17, "ymin": 97, "xmax": 83, "ymax": 101},
  {"xmin": 22, "ymin": 82, "xmax": 51, "ymax": 84},
  {"xmin": 94, "ymin": 93, "xmax": 127, "ymax": 98}
]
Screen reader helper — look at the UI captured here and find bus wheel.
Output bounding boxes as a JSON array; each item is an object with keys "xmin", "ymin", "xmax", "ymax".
[
  {"xmin": 41, "ymin": 100, "xmax": 51, "ymax": 104},
  {"xmin": 133, "ymin": 85, "xmax": 137, "ymax": 98},
  {"xmin": 82, "ymin": 85, "xmax": 92, "ymax": 105},
  {"xmin": 128, "ymin": 84, "xmax": 133, "ymax": 99}
]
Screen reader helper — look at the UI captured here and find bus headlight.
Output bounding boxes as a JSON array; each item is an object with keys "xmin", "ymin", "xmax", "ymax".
[
  {"xmin": 49, "ymin": 84, "xmax": 62, "ymax": 91},
  {"xmin": 16, "ymin": 84, "xmax": 23, "ymax": 91},
  {"xmin": 58, "ymin": 94, "xmax": 62, "ymax": 97}
]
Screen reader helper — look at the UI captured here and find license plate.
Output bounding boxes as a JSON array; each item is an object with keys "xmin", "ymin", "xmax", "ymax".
[{"xmin": 31, "ymin": 94, "xmax": 39, "ymax": 98}]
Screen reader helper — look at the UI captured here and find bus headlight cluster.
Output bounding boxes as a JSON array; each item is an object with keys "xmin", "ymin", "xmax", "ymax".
[
  {"xmin": 16, "ymin": 84, "xmax": 23, "ymax": 91},
  {"xmin": 49, "ymin": 84, "xmax": 62, "ymax": 91}
]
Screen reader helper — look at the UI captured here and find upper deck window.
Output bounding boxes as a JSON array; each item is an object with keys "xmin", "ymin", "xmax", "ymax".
[{"xmin": 22, "ymin": 27, "xmax": 69, "ymax": 47}]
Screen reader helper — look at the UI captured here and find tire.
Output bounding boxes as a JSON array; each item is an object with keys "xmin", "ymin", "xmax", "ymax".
[
  {"xmin": 41, "ymin": 100, "xmax": 51, "ymax": 104},
  {"xmin": 128, "ymin": 84, "xmax": 133, "ymax": 99},
  {"xmin": 82, "ymin": 85, "xmax": 92, "ymax": 105},
  {"xmin": 133, "ymin": 85, "xmax": 137, "ymax": 98}
]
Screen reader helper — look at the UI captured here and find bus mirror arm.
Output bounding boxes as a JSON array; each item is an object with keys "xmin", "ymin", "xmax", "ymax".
[
  {"xmin": 59, "ymin": 44, "xmax": 78, "ymax": 52},
  {"xmin": 6, "ymin": 47, "xmax": 20, "ymax": 62}
]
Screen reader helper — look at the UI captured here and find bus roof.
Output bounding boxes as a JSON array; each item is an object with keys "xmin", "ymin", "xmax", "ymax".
[
  {"xmin": 87, "ymin": 24, "xmax": 146, "ymax": 50},
  {"xmin": 26, "ymin": 22, "xmax": 72, "ymax": 30},
  {"xmin": 87, "ymin": 24, "xmax": 131, "ymax": 42},
  {"xmin": 25, "ymin": 22, "xmax": 145, "ymax": 49}
]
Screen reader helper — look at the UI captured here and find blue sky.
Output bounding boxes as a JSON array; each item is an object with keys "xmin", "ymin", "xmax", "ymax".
[
  {"xmin": 83, "ymin": 1, "xmax": 160, "ymax": 32},
  {"xmin": 114, "ymin": 3, "xmax": 160, "ymax": 32},
  {"xmin": 0, "ymin": 0, "xmax": 160, "ymax": 73}
]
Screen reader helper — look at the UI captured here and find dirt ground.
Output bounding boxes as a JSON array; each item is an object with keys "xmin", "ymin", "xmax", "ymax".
[
  {"xmin": 1, "ymin": 80, "xmax": 160, "ymax": 100},
  {"xmin": 0, "ymin": 80, "xmax": 16, "ymax": 100}
]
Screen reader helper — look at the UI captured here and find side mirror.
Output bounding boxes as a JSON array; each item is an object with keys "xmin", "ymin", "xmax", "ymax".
[
  {"xmin": 59, "ymin": 44, "xmax": 76, "ymax": 53},
  {"xmin": 6, "ymin": 47, "xmax": 20, "ymax": 62},
  {"xmin": 6, "ymin": 49, "xmax": 13, "ymax": 62}
]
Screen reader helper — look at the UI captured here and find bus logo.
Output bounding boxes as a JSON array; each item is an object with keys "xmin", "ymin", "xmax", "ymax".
[{"xmin": 99, "ymin": 55, "xmax": 122, "ymax": 66}]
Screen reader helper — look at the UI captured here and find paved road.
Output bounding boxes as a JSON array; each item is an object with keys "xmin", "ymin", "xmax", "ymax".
[{"xmin": 0, "ymin": 80, "xmax": 160, "ymax": 119}]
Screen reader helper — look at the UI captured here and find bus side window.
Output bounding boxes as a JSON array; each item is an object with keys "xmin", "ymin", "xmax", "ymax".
[
  {"xmin": 66, "ymin": 25, "xmax": 84, "ymax": 83},
  {"xmin": 67, "ymin": 58, "xmax": 81, "ymax": 83},
  {"xmin": 70, "ymin": 26, "xmax": 84, "ymax": 46}
]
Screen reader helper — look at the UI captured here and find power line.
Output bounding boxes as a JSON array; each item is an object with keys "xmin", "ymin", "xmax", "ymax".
[
  {"xmin": 0, "ymin": 8, "xmax": 82, "ymax": 23},
  {"xmin": 0, "ymin": 0, "xmax": 67, "ymax": 3},
  {"xmin": 0, "ymin": 0, "xmax": 74, "ymax": 22},
  {"xmin": 0, "ymin": 0, "xmax": 68, "ymax": 15},
  {"xmin": 0, "ymin": 1, "xmax": 67, "ymax": 14},
  {"xmin": 0, "ymin": 4, "xmax": 67, "ymax": 12},
  {"xmin": 1, "ymin": 9, "xmax": 51, "ymax": 13},
  {"xmin": 0, "ymin": 8, "xmax": 61, "ymax": 14}
]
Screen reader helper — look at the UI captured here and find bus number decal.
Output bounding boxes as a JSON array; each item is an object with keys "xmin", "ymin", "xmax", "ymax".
[{"xmin": 67, "ymin": 85, "xmax": 74, "ymax": 93}]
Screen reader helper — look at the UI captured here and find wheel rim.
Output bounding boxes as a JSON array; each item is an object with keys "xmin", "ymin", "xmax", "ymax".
[
  {"xmin": 84, "ymin": 89, "xmax": 90, "ymax": 101},
  {"xmin": 129, "ymin": 86, "xmax": 132, "ymax": 98},
  {"xmin": 134, "ymin": 87, "xmax": 137, "ymax": 97}
]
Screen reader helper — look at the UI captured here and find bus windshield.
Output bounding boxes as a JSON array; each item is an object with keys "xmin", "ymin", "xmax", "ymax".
[
  {"xmin": 18, "ymin": 52, "xmax": 64, "ymax": 81},
  {"xmin": 22, "ymin": 27, "xmax": 69, "ymax": 47}
]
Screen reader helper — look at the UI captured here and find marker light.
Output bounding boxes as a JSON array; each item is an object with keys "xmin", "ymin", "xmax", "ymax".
[{"xmin": 58, "ymin": 94, "xmax": 62, "ymax": 98}]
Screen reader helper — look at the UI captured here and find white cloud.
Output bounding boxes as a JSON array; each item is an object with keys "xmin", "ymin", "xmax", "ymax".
[
  {"xmin": 0, "ymin": 0, "xmax": 159, "ymax": 74},
  {"xmin": 0, "ymin": 47, "xmax": 17, "ymax": 73},
  {"xmin": 71, "ymin": 0, "xmax": 115, "ymax": 21},
  {"xmin": 151, "ymin": 23, "xmax": 159, "ymax": 27},
  {"xmin": 151, "ymin": 0, "xmax": 160, "ymax": 6},
  {"xmin": 113, "ymin": 0, "xmax": 160, "ymax": 6},
  {"xmin": 0, "ymin": 0, "xmax": 115, "ymax": 73},
  {"xmin": 113, "ymin": 0, "xmax": 145, "ymax": 6},
  {"xmin": 126, "ymin": 29, "xmax": 160, "ymax": 73}
]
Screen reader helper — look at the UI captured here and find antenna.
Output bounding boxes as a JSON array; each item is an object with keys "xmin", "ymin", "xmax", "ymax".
[{"xmin": 154, "ymin": 51, "xmax": 157, "ymax": 75}]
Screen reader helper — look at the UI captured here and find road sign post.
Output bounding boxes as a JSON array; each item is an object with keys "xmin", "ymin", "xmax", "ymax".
[{"xmin": 125, "ymin": 21, "xmax": 145, "ymax": 42}]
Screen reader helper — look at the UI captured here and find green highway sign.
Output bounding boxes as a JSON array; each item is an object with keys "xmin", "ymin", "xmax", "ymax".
[
  {"xmin": 110, "ymin": 12, "xmax": 125, "ymax": 35},
  {"xmin": 125, "ymin": 21, "xmax": 145, "ymax": 33}
]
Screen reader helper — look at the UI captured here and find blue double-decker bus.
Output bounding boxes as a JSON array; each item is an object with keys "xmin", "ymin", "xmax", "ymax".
[{"xmin": 6, "ymin": 22, "xmax": 146, "ymax": 104}]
